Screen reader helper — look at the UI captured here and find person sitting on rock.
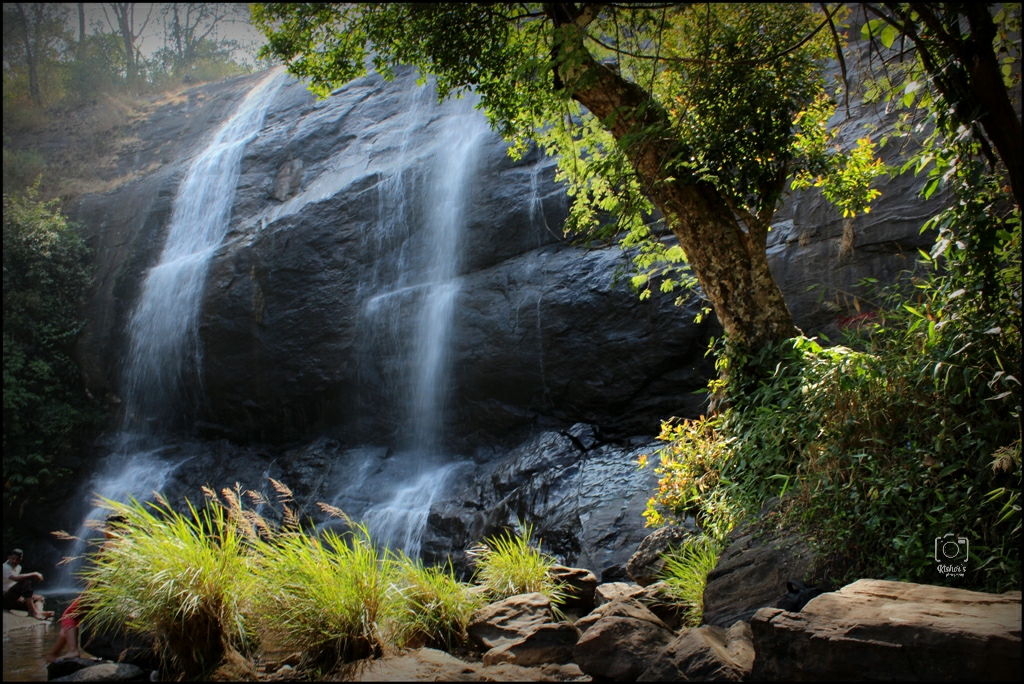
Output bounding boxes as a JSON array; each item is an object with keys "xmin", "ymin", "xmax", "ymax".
[{"xmin": 2, "ymin": 549, "xmax": 53, "ymax": 620}]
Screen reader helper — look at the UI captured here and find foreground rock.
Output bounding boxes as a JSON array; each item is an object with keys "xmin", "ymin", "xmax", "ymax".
[
  {"xmin": 50, "ymin": 662, "xmax": 144, "ymax": 682},
  {"xmin": 353, "ymin": 647, "xmax": 588, "ymax": 682},
  {"xmin": 639, "ymin": 621, "xmax": 753, "ymax": 682},
  {"xmin": 626, "ymin": 524, "xmax": 697, "ymax": 587},
  {"xmin": 467, "ymin": 593, "xmax": 554, "ymax": 650},
  {"xmin": 574, "ymin": 599, "xmax": 675, "ymax": 682},
  {"xmin": 47, "ymin": 658, "xmax": 102, "ymax": 681},
  {"xmin": 702, "ymin": 520, "xmax": 815, "ymax": 627},
  {"xmin": 575, "ymin": 598, "xmax": 669, "ymax": 634},
  {"xmin": 548, "ymin": 565, "xmax": 598, "ymax": 613},
  {"xmin": 751, "ymin": 579, "xmax": 1023, "ymax": 681},
  {"xmin": 482, "ymin": 621, "xmax": 580, "ymax": 666}
]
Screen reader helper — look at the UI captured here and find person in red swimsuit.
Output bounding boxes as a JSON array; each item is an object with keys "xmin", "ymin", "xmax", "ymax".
[
  {"xmin": 47, "ymin": 596, "xmax": 82, "ymax": 661},
  {"xmin": 46, "ymin": 514, "xmax": 126, "ymax": 662}
]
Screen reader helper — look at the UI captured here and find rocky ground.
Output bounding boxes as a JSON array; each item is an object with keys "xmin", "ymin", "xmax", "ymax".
[{"xmin": 30, "ymin": 517, "xmax": 1021, "ymax": 683}]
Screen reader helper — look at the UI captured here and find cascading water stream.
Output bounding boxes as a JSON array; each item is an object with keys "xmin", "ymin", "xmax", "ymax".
[
  {"xmin": 336, "ymin": 92, "xmax": 491, "ymax": 557},
  {"xmin": 124, "ymin": 71, "xmax": 285, "ymax": 430},
  {"xmin": 58, "ymin": 71, "xmax": 284, "ymax": 586}
]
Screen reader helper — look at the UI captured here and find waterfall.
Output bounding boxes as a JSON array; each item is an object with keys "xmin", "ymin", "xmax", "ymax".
[
  {"xmin": 58, "ymin": 71, "xmax": 284, "ymax": 587},
  {"xmin": 337, "ymin": 90, "xmax": 491, "ymax": 555},
  {"xmin": 408, "ymin": 101, "xmax": 489, "ymax": 452},
  {"xmin": 123, "ymin": 71, "xmax": 285, "ymax": 430}
]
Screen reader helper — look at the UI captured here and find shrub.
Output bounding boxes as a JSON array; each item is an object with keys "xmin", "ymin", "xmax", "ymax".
[
  {"xmin": 659, "ymin": 535, "xmax": 722, "ymax": 627},
  {"xmin": 394, "ymin": 555, "xmax": 483, "ymax": 650},
  {"xmin": 79, "ymin": 496, "xmax": 258, "ymax": 680},
  {"xmin": 468, "ymin": 523, "xmax": 567, "ymax": 608},
  {"xmin": 251, "ymin": 521, "xmax": 401, "ymax": 669},
  {"xmin": 3, "ymin": 189, "xmax": 101, "ymax": 523}
]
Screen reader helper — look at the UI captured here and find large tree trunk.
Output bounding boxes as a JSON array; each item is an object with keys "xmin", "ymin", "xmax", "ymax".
[{"xmin": 548, "ymin": 5, "xmax": 798, "ymax": 351}]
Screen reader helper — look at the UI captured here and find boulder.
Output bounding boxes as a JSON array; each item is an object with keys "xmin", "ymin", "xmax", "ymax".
[
  {"xmin": 750, "ymin": 579, "xmax": 1023, "ymax": 681},
  {"xmin": 639, "ymin": 621, "xmax": 753, "ymax": 682},
  {"xmin": 210, "ymin": 648, "xmax": 257, "ymax": 681},
  {"xmin": 548, "ymin": 565, "xmax": 598, "ymax": 613},
  {"xmin": 467, "ymin": 593, "xmax": 553, "ymax": 650},
  {"xmin": 626, "ymin": 524, "xmax": 697, "ymax": 587},
  {"xmin": 50, "ymin": 663, "xmax": 145, "ymax": 682},
  {"xmin": 636, "ymin": 582, "xmax": 688, "ymax": 631},
  {"xmin": 482, "ymin": 621, "xmax": 580, "ymax": 666},
  {"xmin": 79, "ymin": 626, "xmax": 159, "ymax": 671},
  {"xmin": 595, "ymin": 582, "xmax": 646, "ymax": 607},
  {"xmin": 574, "ymin": 614, "xmax": 675, "ymax": 682},
  {"xmin": 47, "ymin": 658, "xmax": 101, "ymax": 681},
  {"xmin": 702, "ymin": 522, "xmax": 815, "ymax": 627},
  {"xmin": 575, "ymin": 598, "xmax": 670, "ymax": 634}
]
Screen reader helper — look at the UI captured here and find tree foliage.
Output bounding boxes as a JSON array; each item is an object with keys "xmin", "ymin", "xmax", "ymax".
[
  {"xmin": 3, "ymin": 189, "xmax": 99, "ymax": 517},
  {"xmin": 253, "ymin": 3, "xmax": 885, "ymax": 351},
  {"xmin": 642, "ymin": 4, "xmax": 1021, "ymax": 592}
]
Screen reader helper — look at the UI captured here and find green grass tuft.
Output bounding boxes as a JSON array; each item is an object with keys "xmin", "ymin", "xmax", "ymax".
[
  {"xmin": 79, "ymin": 496, "xmax": 258, "ymax": 680},
  {"xmin": 251, "ymin": 521, "xmax": 400, "ymax": 668},
  {"xmin": 659, "ymin": 535, "xmax": 722, "ymax": 627},
  {"xmin": 394, "ymin": 555, "xmax": 483, "ymax": 650},
  {"xmin": 468, "ymin": 523, "xmax": 567, "ymax": 609}
]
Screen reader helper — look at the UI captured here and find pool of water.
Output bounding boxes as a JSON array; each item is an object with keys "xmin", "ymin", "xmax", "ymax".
[
  {"xmin": 3, "ymin": 619, "xmax": 60, "ymax": 682},
  {"xmin": 3, "ymin": 594, "xmax": 80, "ymax": 682}
]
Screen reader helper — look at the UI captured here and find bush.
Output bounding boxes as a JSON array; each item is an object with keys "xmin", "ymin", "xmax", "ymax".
[
  {"xmin": 3, "ymin": 189, "xmax": 101, "ymax": 520},
  {"xmin": 659, "ymin": 536, "xmax": 722, "ymax": 627},
  {"xmin": 468, "ymin": 523, "xmax": 567, "ymax": 608},
  {"xmin": 394, "ymin": 555, "xmax": 483, "ymax": 650},
  {"xmin": 251, "ymin": 521, "xmax": 401, "ymax": 669},
  {"xmin": 644, "ymin": 290, "xmax": 1021, "ymax": 591},
  {"xmin": 79, "ymin": 496, "xmax": 258, "ymax": 680}
]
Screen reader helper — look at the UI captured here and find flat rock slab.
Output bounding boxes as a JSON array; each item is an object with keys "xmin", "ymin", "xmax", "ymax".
[
  {"xmin": 2, "ymin": 609, "xmax": 50, "ymax": 635},
  {"xmin": 353, "ymin": 647, "xmax": 589, "ymax": 681},
  {"xmin": 751, "ymin": 579, "xmax": 1022, "ymax": 681}
]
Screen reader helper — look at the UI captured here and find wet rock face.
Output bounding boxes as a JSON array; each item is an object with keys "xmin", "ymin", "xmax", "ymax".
[
  {"xmin": 420, "ymin": 427, "xmax": 661, "ymax": 575},
  {"xmin": 60, "ymin": 61, "xmax": 946, "ymax": 571},
  {"xmin": 196, "ymin": 68, "xmax": 713, "ymax": 446}
]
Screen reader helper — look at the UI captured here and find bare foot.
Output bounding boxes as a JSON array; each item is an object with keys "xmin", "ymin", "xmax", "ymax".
[{"xmin": 64, "ymin": 651, "xmax": 80, "ymax": 659}]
